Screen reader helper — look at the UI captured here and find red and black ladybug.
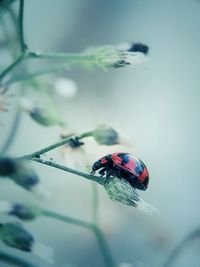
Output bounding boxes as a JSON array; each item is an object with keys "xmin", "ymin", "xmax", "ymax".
[{"xmin": 91, "ymin": 153, "xmax": 149, "ymax": 190}]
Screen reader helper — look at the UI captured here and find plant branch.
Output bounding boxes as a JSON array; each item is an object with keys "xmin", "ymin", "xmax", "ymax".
[
  {"xmin": 0, "ymin": 104, "xmax": 21, "ymax": 156},
  {"xmin": 18, "ymin": 0, "xmax": 27, "ymax": 52},
  {"xmin": 42, "ymin": 209, "xmax": 115, "ymax": 267},
  {"xmin": 19, "ymin": 130, "xmax": 93, "ymax": 160},
  {"xmin": 91, "ymin": 182, "xmax": 99, "ymax": 224},
  {"xmin": 31, "ymin": 157, "xmax": 106, "ymax": 185},
  {"xmin": 0, "ymin": 250, "xmax": 38, "ymax": 267},
  {"xmin": 0, "ymin": 52, "xmax": 27, "ymax": 84},
  {"xmin": 43, "ymin": 209, "xmax": 94, "ymax": 229},
  {"xmin": 163, "ymin": 227, "xmax": 200, "ymax": 267}
]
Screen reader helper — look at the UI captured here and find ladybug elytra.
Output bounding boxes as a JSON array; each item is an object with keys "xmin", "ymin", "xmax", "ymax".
[{"xmin": 91, "ymin": 152, "xmax": 149, "ymax": 190}]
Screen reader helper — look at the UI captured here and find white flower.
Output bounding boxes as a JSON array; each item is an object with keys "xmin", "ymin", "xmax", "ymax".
[{"xmin": 54, "ymin": 78, "xmax": 78, "ymax": 98}]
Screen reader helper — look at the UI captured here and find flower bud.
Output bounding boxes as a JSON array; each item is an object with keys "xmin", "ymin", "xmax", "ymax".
[
  {"xmin": 20, "ymin": 97, "xmax": 64, "ymax": 127},
  {"xmin": 0, "ymin": 222, "xmax": 34, "ymax": 252},
  {"xmin": 29, "ymin": 107, "xmax": 64, "ymax": 127},
  {"xmin": 85, "ymin": 42, "xmax": 149, "ymax": 69},
  {"xmin": 0, "ymin": 201, "xmax": 42, "ymax": 220},
  {"xmin": 0, "ymin": 222, "xmax": 54, "ymax": 263},
  {"xmin": 93, "ymin": 124, "xmax": 119, "ymax": 145},
  {"xmin": 0, "ymin": 157, "xmax": 18, "ymax": 176},
  {"xmin": 0, "ymin": 158, "xmax": 50, "ymax": 198},
  {"xmin": 105, "ymin": 177, "xmax": 159, "ymax": 214}
]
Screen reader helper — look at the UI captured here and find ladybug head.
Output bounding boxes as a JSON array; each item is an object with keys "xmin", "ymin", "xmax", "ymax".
[{"xmin": 91, "ymin": 160, "xmax": 102, "ymax": 173}]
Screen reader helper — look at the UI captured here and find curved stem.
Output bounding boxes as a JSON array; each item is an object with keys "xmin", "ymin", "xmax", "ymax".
[
  {"xmin": 91, "ymin": 182, "xmax": 99, "ymax": 224},
  {"xmin": 0, "ymin": 250, "xmax": 38, "ymax": 267},
  {"xmin": 43, "ymin": 209, "xmax": 94, "ymax": 229},
  {"xmin": 31, "ymin": 157, "xmax": 106, "ymax": 186},
  {"xmin": 163, "ymin": 228, "xmax": 200, "ymax": 267},
  {"xmin": 0, "ymin": 104, "xmax": 21, "ymax": 156},
  {"xmin": 0, "ymin": 53, "xmax": 27, "ymax": 83},
  {"xmin": 18, "ymin": 0, "xmax": 27, "ymax": 52},
  {"xmin": 42, "ymin": 209, "xmax": 115, "ymax": 267},
  {"xmin": 19, "ymin": 130, "xmax": 93, "ymax": 160},
  {"xmin": 94, "ymin": 226, "xmax": 115, "ymax": 267}
]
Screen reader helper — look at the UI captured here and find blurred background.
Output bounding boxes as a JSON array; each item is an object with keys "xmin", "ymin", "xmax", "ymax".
[{"xmin": 0, "ymin": 0, "xmax": 200, "ymax": 266}]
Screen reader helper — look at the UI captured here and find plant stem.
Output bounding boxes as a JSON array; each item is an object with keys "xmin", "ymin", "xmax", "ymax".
[
  {"xmin": 19, "ymin": 131, "xmax": 93, "ymax": 160},
  {"xmin": 91, "ymin": 182, "xmax": 99, "ymax": 224},
  {"xmin": 163, "ymin": 228, "xmax": 200, "ymax": 267},
  {"xmin": 18, "ymin": 0, "xmax": 27, "ymax": 52},
  {"xmin": 0, "ymin": 52, "xmax": 27, "ymax": 83},
  {"xmin": 43, "ymin": 209, "xmax": 94, "ymax": 229},
  {"xmin": 31, "ymin": 157, "xmax": 106, "ymax": 186},
  {"xmin": 94, "ymin": 226, "xmax": 115, "ymax": 267},
  {"xmin": 0, "ymin": 104, "xmax": 21, "ymax": 156},
  {"xmin": 42, "ymin": 209, "xmax": 115, "ymax": 267},
  {"xmin": 0, "ymin": 250, "xmax": 38, "ymax": 267}
]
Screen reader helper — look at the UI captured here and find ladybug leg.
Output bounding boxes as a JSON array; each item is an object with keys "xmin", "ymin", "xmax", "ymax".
[
  {"xmin": 99, "ymin": 168, "xmax": 107, "ymax": 177},
  {"xmin": 105, "ymin": 169, "xmax": 115, "ymax": 178}
]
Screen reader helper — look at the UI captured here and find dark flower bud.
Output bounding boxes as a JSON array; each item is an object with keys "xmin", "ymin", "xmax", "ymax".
[
  {"xmin": 0, "ymin": 157, "xmax": 18, "ymax": 176},
  {"xmin": 93, "ymin": 124, "xmax": 119, "ymax": 145},
  {"xmin": 0, "ymin": 222, "xmax": 54, "ymax": 263},
  {"xmin": 29, "ymin": 107, "xmax": 64, "ymax": 127},
  {"xmin": 105, "ymin": 177, "xmax": 159, "ymax": 214},
  {"xmin": 0, "ymin": 201, "xmax": 42, "ymax": 220},
  {"xmin": 0, "ymin": 222, "xmax": 33, "ymax": 252},
  {"xmin": 0, "ymin": 158, "xmax": 50, "ymax": 198},
  {"xmin": 20, "ymin": 97, "xmax": 64, "ymax": 127}
]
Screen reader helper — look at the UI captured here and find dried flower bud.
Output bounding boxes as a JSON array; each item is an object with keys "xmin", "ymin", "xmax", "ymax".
[
  {"xmin": 0, "ymin": 222, "xmax": 34, "ymax": 252},
  {"xmin": 20, "ymin": 97, "xmax": 64, "ymax": 127},
  {"xmin": 0, "ymin": 222, "xmax": 54, "ymax": 263},
  {"xmin": 0, "ymin": 201, "xmax": 42, "ymax": 220},
  {"xmin": 93, "ymin": 124, "xmax": 119, "ymax": 145},
  {"xmin": 85, "ymin": 42, "xmax": 149, "ymax": 69},
  {"xmin": 105, "ymin": 177, "xmax": 159, "ymax": 214},
  {"xmin": 0, "ymin": 158, "xmax": 50, "ymax": 198},
  {"xmin": 29, "ymin": 107, "xmax": 64, "ymax": 127}
]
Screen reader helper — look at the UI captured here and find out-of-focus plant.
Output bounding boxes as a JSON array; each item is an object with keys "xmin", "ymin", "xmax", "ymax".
[{"xmin": 0, "ymin": 0, "xmax": 153, "ymax": 267}]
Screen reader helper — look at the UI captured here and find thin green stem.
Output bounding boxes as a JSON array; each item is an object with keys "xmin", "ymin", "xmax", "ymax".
[
  {"xmin": 0, "ymin": 104, "xmax": 21, "ymax": 156},
  {"xmin": 94, "ymin": 226, "xmax": 115, "ymax": 267},
  {"xmin": 0, "ymin": 53, "xmax": 27, "ymax": 83},
  {"xmin": 19, "ymin": 130, "xmax": 93, "ymax": 160},
  {"xmin": 31, "ymin": 157, "xmax": 106, "ymax": 186},
  {"xmin": 28, "ymin": 51, "xmax": 94, "ymax": 61},
  {"xmin": 0, "ymin": 250, "xmax": 38, "ymax": 267},
  {"xmin": 1, "ymin": 51, "xmax": 95, "ymax": 86},
  {"xmin": 18, "ymin": 0, "xmax": 27, "ymax": 52},
  {"xmin": 163, "ymin": 228, "xmax": 200, "ymax": 267},
  {"xmin": 42, "ymin": 210, "xmax": 115, "ymax": 267},
  {"xmin": 43, "ymin": 209, "xmax": 94, "ymax": 229},
  {"xmin": 91, "ymin": 182, "xmax": 99, "ymax": 224}
]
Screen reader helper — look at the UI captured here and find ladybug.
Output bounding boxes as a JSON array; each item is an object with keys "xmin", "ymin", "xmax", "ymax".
[{"xmin": 91, "ymin": 153, "xmax": 149, "ymax": 190}]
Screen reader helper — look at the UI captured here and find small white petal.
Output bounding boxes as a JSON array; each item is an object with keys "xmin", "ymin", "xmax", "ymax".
[
  {"xmin": 31, "ymin": 183, "xmax": 51, "ymax": 199},
  {"xmin": 19, "ymin": 97, "xmax": 35, "ymax": 112},
  {"xmin": 135, "ymin": 198, "xmax": 160, "ymax": 214},
  {"xmin": 0, "ymin": 200, "xmax": 12, "ymax": 213},
  {"xmin": 54, "ymin": 78, "xmax": 78, "ymax": 98},
  {"xmin": 125, "ymin": 52, "xmax": 147, "ymax": 66},
  {"xmin": 32, "ymin": 241, "xmax": 54, "ymax": 264}
]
